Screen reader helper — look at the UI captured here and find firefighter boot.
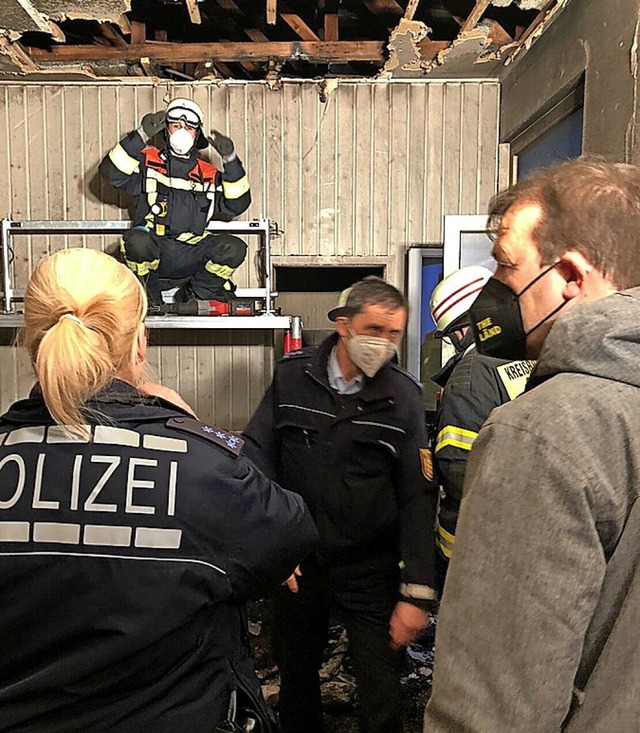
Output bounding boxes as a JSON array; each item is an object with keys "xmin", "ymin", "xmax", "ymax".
[{"xmin": 141, "ymin": 271, "xmax": 164, "ymax": 307}]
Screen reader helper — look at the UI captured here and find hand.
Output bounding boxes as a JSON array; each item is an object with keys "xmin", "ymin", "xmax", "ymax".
[
  {"xmin": 389, "ymin": 601, "xmax": 429, "ymax": 650},
  {"xmin": 138, "ymin": 382, "xmax": 197, "ymax": 417},
  {"xmin": 283, "ymin": 565, "xmax": 302, "ymax": 593},
  {"xmin": 208, "ymin": 129, "xmax": 235, "ymax": 158},
  {"xmin": 140, "ymin": 111, "xmax": 165, "ymax": 138}
]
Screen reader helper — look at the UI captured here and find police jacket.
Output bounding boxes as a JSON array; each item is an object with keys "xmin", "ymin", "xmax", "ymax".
[
  {"xmin": 99, "ymin": 129, "xmax": 251, "ymax": 244},
  {"xmin": 0, "ymin": 381, "xmax": 317, "ymax": 732},
  {"xmin": 243, "ymin": 334, "xmax": 438, "ymax": 606},
  {"xmin": 432, "ymin": 347, "xmax": 534, "ymax": 568}
]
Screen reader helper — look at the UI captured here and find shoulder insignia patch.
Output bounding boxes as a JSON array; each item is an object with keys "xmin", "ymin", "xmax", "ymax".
[
  {"xmin": 420, "ymin": 447, "xmax": 434, "ymax": 481},
  {"xmin": 166, "ymin": 417, "xmax": 244, "ymax": 456}
]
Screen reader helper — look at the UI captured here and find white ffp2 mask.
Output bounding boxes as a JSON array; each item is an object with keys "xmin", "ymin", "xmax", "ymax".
[
  {"xmin": 346, "ymin": 333, "xmax": 397, "ymax": 378},
  {"xmin": 169, "ymin": 127, "xmax": 195, "ymax": 156}
]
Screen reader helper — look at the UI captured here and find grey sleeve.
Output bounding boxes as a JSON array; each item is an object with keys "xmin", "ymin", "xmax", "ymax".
[{"xmin": 424, "ymin": 420, "xmax": 606, "ymax": 733}]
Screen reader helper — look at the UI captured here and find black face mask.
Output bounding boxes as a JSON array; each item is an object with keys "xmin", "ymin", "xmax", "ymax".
[{"xmin": 469, "ymin": 262, "xmax": 568, "ymax": 360}]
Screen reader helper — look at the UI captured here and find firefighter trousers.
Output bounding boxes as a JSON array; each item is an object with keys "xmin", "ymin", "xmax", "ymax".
[{"xmin": 121, "ymin": 228, "xmax": 247, "ymax": 299}]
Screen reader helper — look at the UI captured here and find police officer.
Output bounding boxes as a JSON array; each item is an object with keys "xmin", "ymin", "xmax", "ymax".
[
  {"xmin": 243, "ymin": 276, "xmax": 438, "ymax": 733},
  {"xmin": 99, "ymin": 98, "xmax": 251, "ymax": 305},
  {"xmin": 429, "ymin": 266, "xmax": 534, "ymax": 590},
  {"xmin": 0, "ymin": 247, "xmax": 317, "ymax": 732}
]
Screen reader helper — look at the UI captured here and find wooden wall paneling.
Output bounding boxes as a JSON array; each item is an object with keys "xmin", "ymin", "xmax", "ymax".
[
  {"xmin": 459, "ymin": 83, "xmax": 481, "ymax": 214},
  {"xmin": 282, "ymin": 83, "xmax": 303, "ymax": 256},
  {"xmin": 353, "ymin": 83, "xmax": 373, "ymax": 257},
  {"xmin": 318, "ymin": 88, "xmax": 338, "ymax": 258},
  {"xmin": 424, "ymin": 83, "xmax": 445, "ymax": 243},
  {"xmin": 441, "ymin": 83, "xmax": 463, "ymax": 220},
  {"xmin": 336, "ymin": 84, "xmax": 356, "ymax": 256},
  {"xmin": 300, "ymin": 85, "xmax": 320, "ymax": 256},
  {"xmin": 388, "ymin": 83, "xmax": 410, "ymax": 264},
  {"xmin": 406, "ymin": 82, "xmax": 428, "ymax": 246},
  {"xmin": 371, "ymin": 82, "xmax": 391, "ymax": 258}
]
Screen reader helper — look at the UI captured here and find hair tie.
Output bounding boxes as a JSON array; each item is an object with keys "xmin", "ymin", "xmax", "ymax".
[{"xmin": 59, "ymin": 313, "xmax": 84, "ymax": 327}]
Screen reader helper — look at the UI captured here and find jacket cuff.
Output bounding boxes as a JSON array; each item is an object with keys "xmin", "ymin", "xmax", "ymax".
[
  {"xmin": 399, "ymin": 582, "xmax": 438, "ymax": 602},
  {"xmin": 136, "ymin": 126, "xmax": 150, "ymax": 144}
]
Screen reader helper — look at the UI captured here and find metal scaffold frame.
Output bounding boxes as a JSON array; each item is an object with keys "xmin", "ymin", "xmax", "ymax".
[{"xmin": 0, "ymin": 217, "xmax": 293, "ymax": 330}]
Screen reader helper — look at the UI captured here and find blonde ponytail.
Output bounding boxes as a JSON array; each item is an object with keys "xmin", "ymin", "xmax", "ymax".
[{"xmin": 21, "ymin": 249, "xmax": 147, "ymax": 435}]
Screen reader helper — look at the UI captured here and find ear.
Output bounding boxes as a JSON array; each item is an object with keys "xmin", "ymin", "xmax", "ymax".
[
  {"xmin": 557, "ymin": 251, "xmax": 593, "ymax": 301},
  {"xmin": 334, "ymin": 317, "xmax": 350, "ymax": 339},
  {"xmin": 136, "ymin": 323, "xmax": 148, "ymax": 364}
]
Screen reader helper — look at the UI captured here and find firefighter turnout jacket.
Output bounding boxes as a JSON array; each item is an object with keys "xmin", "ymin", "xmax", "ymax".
[
  {"xmin": 433, "ymin": 349, "xmax": 534, "ymax": 584},
  {"xmin": 243, "ymin": 334, "xmax": 438, "ymax": 607},
  {"xmin": 0, "ymin": 381, "xmax": 317, "ymax": 732},
  {"xmin": 99, "ymin": 129, "xmax": 251, "ymax": 243}
]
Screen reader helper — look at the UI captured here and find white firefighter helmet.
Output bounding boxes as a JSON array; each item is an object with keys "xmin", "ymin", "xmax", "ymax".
[
  {"xmin": 165, "ymin": 98, "xmax": 208, "ymax": 150},
  {"xmin": 430, "ymin": 265, "xmax": 493, "ymax": 337}
]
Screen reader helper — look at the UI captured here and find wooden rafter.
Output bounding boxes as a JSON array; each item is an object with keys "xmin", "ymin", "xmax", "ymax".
[
  {"xmin": 460, "ymin": 0, "xmax": 492, "ymax": 33},
  {"xmin": 185, "ymin": 0, "xmax": 202, "ymax": 25},
  {"xmin": 281, "ymin": 13, "xmax": 320, "ymax": 41},
  {"xmin": 324, "ymin": 0, "xmax": 338, "ymax": 41},
  {"xmin": 266, "ymin": 0, "xmax": 277, "ymax": 25},
  {"xmin": 131, "ymin": 21, "xmax": 146, "ymax": 45},
  {"xmin": 98, "ymin": 22, "xmax": 128, "ymax": 49},
  {"xmin": 26, "ymin": 41, "xmax": 386, "ymax": 64},
  {"xmin": 403, "ymin": 0, "xmax": 420, "ymax": 21}
]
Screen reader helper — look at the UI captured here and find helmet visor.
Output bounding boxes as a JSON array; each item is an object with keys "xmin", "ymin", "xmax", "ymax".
[{"xmin": 166, "ymin": 107, "xmax": 201, "ymax": 129}]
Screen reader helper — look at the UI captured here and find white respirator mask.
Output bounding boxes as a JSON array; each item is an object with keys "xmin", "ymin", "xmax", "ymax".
[
  {"xmin": 169, "ymin": 127, "xmax": 195, "ymax": 156},
  {"xmin": 346, "ymin": 330, "xmax": 397, "ymax": 378}
]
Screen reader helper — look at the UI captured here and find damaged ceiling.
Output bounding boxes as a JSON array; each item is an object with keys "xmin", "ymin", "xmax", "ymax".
[{"xmin": 0, "ymin": 0, "xmax": 570, "ymax": 81}]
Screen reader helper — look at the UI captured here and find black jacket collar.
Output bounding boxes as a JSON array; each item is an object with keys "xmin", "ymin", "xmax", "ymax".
[{"xmin": 0, "ymin": 379, "xmax": 189, "ymax": 426}]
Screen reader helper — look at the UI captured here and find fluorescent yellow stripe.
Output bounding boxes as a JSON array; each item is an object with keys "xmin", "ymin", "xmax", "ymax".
[
  {"xmin": 222, "ymin": 175, "xmax": 250, "ymax": 200},
  {"xmin": 176, "ymin": 231, "xmax": 209, "ymax": 244},
  {"xmin": 124, "ymin": 258, "xmax": 160, "ymax": 276},
  {"xmin": 437, "ymin": 523, "xmax": 456, "ymax": 545},
  {"xmin": 109, "ymin": 144, "xmax": 140, "ymax": 175},
  {"xmin": 435, "ymin": 425, "xmax": 478, "ymax": 453},
  {"xmin": 435, "ymin": 536, "xmax": 453, "ymax": 559},
  {"xmin": 205, "ymin": 262, "xmax": 235, "ymax": 279},
  {"xmin": 146, "ymin": 168, "xmax": 212, "ymax": 193}
]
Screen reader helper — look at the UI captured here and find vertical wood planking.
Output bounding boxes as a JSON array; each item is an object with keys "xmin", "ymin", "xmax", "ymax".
[{"xmin": 0, "ymin": 79, "xmax": 500, "ymax": 426}]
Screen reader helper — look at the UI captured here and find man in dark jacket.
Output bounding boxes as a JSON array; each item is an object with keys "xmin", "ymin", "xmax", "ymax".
[
  {"xmin": 243, "ymin": 276, "xmax": 438, "ymax": 733},
  {"xmin": 99, "ymin": 97, "xmax": 250, "ymax": 304},
  {"xmin": 424, "ymin": 157, "xmax": 640, "ymax": 732},
  {"xmin": 0, "ymin": 380, "xmax": 317, "ymax": 732}
]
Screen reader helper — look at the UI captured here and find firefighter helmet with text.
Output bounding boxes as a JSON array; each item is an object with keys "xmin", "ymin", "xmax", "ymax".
[{"xmin": 430, "ymin": 265, "xmax": 493, "ymax": 338}]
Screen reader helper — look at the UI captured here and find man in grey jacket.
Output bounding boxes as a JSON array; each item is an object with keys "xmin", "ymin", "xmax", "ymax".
[{"xmin": 424, "ymin": 157, "xmax": 640, "ymax": 733}]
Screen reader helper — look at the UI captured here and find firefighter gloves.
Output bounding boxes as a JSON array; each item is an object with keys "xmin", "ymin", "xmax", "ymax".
[
  {"xmin": 208, "ymin": 130, "xmax": 235, "ymax": 159},
  {"xmin": 141, "ymin": 111, "xmax": 166, "ymax": 138}
]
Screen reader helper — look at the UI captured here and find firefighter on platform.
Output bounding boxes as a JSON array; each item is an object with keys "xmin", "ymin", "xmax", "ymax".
[
  {"xmin": 99, "ymin": 97, "xmax": 251, "ymax": 306},
  {"xmin": 429, "ymin": 266, "xmax": 535, "ymax": 590}
]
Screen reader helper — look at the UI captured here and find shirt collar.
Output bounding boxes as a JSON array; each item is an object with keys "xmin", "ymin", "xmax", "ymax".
[{"xmin": 327, "ymin": 346, "xmax": 364, "ymax": 395}]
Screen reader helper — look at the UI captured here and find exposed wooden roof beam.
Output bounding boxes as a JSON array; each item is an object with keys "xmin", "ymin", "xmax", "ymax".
[
  {"xmin": 281, "ymin": 13, "xmax": 320, "ymax": 41},
  {"xmin": 27, "ymin": 40, "xmax": 386, "ymax": 63},
  {"xmin": 131, "ymin": 21, "xmax": 146, "ymax": 45},
  {"xmin": 185, "ymin": 0, "xmax": 202, "ymax": 25},
  {"xmin": 403, "ymin": 0, "xmax": 420, "ymax": 21},
  {"xmin": 99, "ymin": 22, "xmax": 128, "ymax": 49},
  {"xmin": 324, "ymin": 0, "xmax": 339, "ymax": 41},
  {"xmin": 324, "ymin": 14, "xmax": 339, "ymax": 41},
  {"xmin": 417, "ymin": 38, "xmax": 453, "ymax": 58},
  {"xmin": 266, "ymin": 0, "xmax": 277, "ymax": 25},
  {"xmin": 460, "ymin": 0, "xmax": 491, "ymax": 33}
]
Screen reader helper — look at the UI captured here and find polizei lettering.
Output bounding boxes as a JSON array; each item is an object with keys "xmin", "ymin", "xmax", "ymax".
[{"xmin": 0, "ymin": 451, "xmax": 178, "ymax": 516}]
